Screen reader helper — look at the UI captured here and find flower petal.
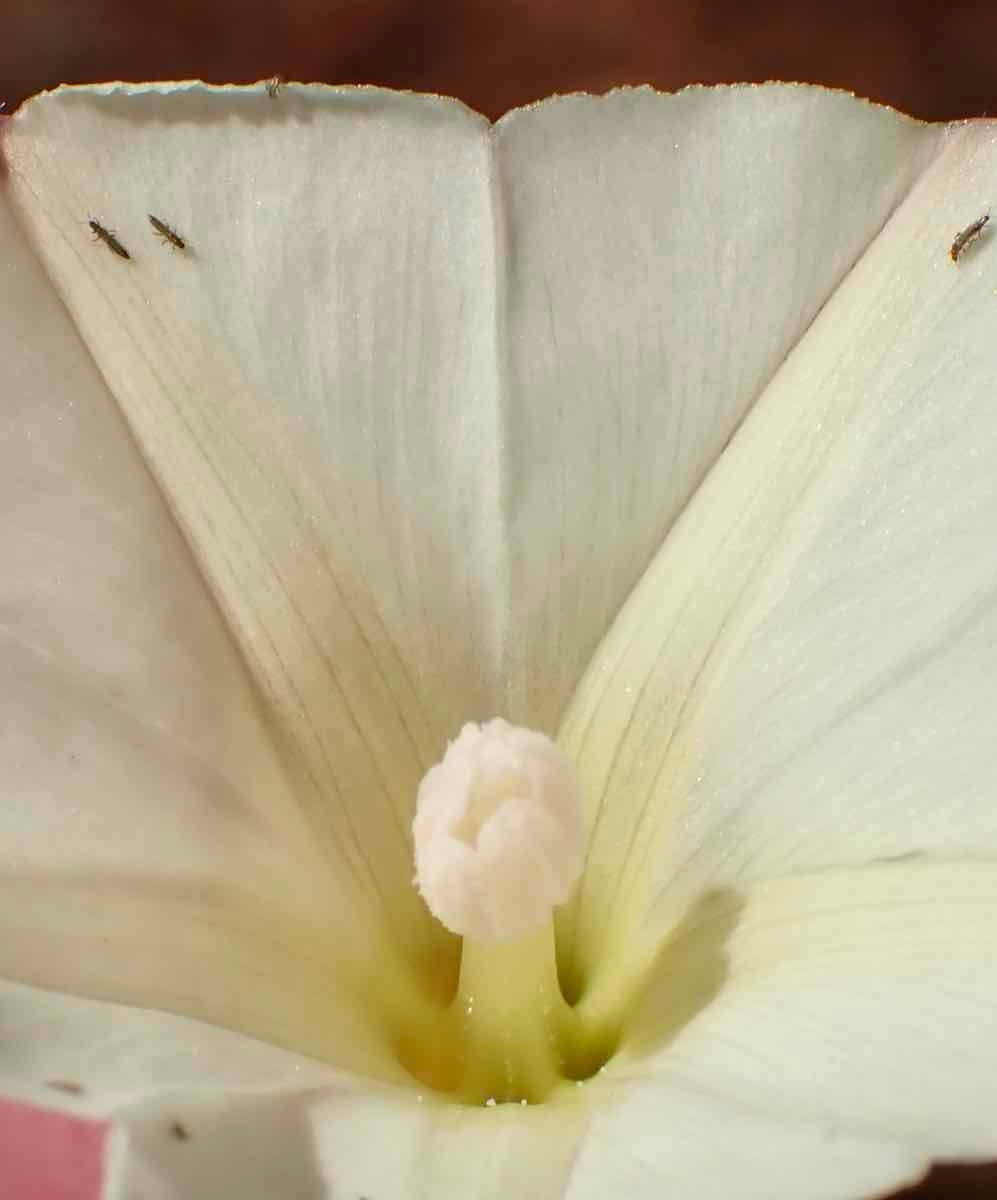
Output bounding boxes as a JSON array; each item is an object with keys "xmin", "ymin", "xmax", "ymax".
[
  {"xmin": 0, "ymin": 189, "xmax": 405, "ymax": 1073},
  {"xmin": 494, "ymin": 85, "xmax": 938, "ymax": 728},
  {"xmin": 559, "ymin": 115, "xmax": 997, "ymax": 987},
  {"xmin": 576, "ymin": 1086, "xmax": 916, "ymax": 1200},
  {"xmin": 573, "ymin": 863, "xmax": 997, "ymax": 1199},
  {"xmin": 9, "ymin": 866, "xmax": 988, "ymax": 1200},
  {"xmin": 2, "ymin": 83, "xmax": 497, "ymax": 972},
  {"xmin": 0, "ymin": 980, "xmax": 337, "ymax": 1200},
  {"xmin": 0, "ymin": 981, "xmax": 334, "ymax": 1109},
  {"xmin": 303, "ymin": 1085, "xmax": 588, "ymax": 1200},
  {"xmin": 0, "ymin": 1095, "xmax": 108, "ymax": 1200},
  {"xmin": 2, "ymin": 83, "xmax": 938, "ymax": 799},
  {"xmin": 0, "ymin": 981, "xmax": 587, "ymax": 1200},
  {"xmin": 117, "ymin": 1085, "xmax": 586, "ymax": 1200},
  {"xmin": 3, "ymin": 81, "xmax": 966, "ymax": 1050}
]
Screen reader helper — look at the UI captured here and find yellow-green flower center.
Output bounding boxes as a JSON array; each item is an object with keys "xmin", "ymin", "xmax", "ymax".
[
  {"xmin": 393, "ymin": 917, "xmax": 621, "ymax": 1104},
  {"xmin": 392, "ymin": 719, "xmax": 623, "ymax": 1104}
]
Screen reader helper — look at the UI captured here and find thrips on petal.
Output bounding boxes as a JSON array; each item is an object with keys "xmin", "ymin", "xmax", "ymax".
[
  {"xmin": 148, "ymin": 213, "xmax": 187, "ymax": 250},
  {"xmin": 950, "ymin": 213, "xmax": 989, "ymax": 262},
  {"xmin": 88, "ymin": 218, "xmax": 130, "ymax": 260}
]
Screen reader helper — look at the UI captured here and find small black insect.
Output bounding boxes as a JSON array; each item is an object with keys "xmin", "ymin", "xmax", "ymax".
[
  {"xmin": 148, "ymin": 213, "xmax": 186, "ymax": 250},
  {"xmin": 170, "ymin": 1120, "xmax": 190, "ymax": 1141},
  {"xmin": 950, "ymin": 213, "xmax": 989, "ymax": 263},
  {"xmin": 88, "ymin": 219, "xmax": 130, "ymax": 260}
]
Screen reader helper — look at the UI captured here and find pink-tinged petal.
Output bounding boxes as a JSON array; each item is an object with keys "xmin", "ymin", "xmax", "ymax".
[
  {"xmin": 0, "ymin": 982, "xmax": 349, "ymax": 1199},
  {"xmin": 0, "ymin": 951, "xmax": 978, "ymax": 1200},
  {"xmin": 0, "ymin": 1094, "xmax": 108, "ymax": 1200},
  {"xmin": 0, "ymin": 981, "xmax": 585, "ymax": 1200}
]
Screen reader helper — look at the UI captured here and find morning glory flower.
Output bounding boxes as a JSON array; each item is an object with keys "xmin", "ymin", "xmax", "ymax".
[{"xmin": 2, "ymin": 80, "xmax": 996, "ymax": 1200}]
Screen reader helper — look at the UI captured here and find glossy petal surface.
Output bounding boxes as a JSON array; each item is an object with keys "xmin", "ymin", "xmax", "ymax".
[
  {"xmin": 559, "ymin": 118, "xmax": 997, "ymax": 991},
  {"xmin": 0, "ymin": 187, "xmax": 402, "ymax": 1076},
  {"xmin": 3, "ymin": 83, "xmax": 996, "ymax": 1200},
  {"xmin": 578, "ymin": 864, "xmax": 997, "ymax": 1200}
]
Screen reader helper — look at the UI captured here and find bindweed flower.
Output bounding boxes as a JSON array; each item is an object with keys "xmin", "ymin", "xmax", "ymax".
[{"xmin": 1, "ymin": 80, "xmax": 997, "ymax": 1200}]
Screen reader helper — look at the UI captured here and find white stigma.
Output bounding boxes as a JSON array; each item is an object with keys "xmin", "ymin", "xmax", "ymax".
[{"xmin": 412, "ymin": 719, "xmax": 585, "ymax": 942}]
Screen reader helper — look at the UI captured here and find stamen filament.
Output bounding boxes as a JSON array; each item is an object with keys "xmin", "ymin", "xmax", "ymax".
[
  {"xmin": 450, "ymin": 920, "xmax": 575, "ymax": 1104},
  {"xmin": 402, "ymin": 718, "xmax": 621, "ymax": 1102}
]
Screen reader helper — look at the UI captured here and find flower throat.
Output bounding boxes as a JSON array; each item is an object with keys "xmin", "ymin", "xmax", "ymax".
[{"xmin": 396, "ymin": 720, "xmax": 620, "ymax": 1105}]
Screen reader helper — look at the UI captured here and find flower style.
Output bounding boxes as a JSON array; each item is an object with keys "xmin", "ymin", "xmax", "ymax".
[{"xmin": 2, "ymin": 81, "xmax": 997, "ymax": 1200}]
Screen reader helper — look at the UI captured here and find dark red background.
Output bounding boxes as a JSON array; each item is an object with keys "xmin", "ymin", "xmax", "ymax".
[
  {"xmin": 5, "ymin": 0, "xmax": 997, "ymax": 121},
  {"xmin": 2, "ymin": 1, "xmax": 994, "ymax": 1196}
]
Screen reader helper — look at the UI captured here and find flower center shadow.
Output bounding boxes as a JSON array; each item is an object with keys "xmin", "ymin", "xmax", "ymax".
[
  {"xmin": 613, "ymin": 888, "xmax": 744, "ymax": 1061},
  {"xmin": 394, "ymin": 888, "xmax": 742, "ymax": 1105}
]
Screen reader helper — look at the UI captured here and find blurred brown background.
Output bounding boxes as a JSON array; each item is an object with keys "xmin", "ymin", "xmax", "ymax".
[
  {"xmin": 2, "ymin": 0, "xmax": 996, "ymax": 1196},
  {"xmin": 5, "ymin": 0, "xmax": 997, "ymax": 120}
]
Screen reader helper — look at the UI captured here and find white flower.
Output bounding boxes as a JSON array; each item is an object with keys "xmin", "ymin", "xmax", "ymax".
[{"xmin": 1, "ymin": 80, "xmax": 996, "ymax": 1200}]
